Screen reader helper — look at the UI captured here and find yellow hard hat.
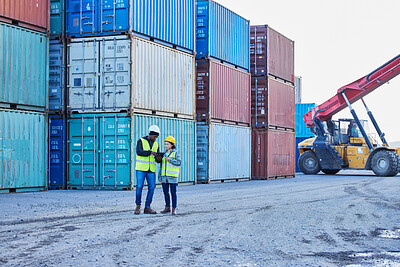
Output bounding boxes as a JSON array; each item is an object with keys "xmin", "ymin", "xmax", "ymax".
[{"xmin": 165, "ymin": 136, "xmax": 176, "ymax": 145}]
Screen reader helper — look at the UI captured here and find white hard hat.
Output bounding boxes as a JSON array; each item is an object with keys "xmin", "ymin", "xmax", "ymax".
[{"xmin": 148, "ymin": 125, "xmax": 160, "ymax": 135}]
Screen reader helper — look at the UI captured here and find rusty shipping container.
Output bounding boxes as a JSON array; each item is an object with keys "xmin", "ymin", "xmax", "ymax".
[
  {"xmin": 0, "ymin": 0, "xmax": 50, "ymax": 33},
  {"xmin": 250, "ymin": 25, "xmax": 294, "ymax": 83},
  {"xmin": 252, "ymin": 76, "xmax": 295, "ymax": 129},
  {"xmin": 196, "ymin": 59, "xmax": 251, "ymax": 125},
  {"xmin": 251, "ymin": 128, "xmax": 295, "ymax": 180}
]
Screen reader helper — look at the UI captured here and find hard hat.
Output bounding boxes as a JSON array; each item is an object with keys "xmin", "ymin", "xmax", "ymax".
[
  {"xmin": 165, "ymin": 136, "xmax": 176, "ymax": 145},
  {"xmin": 148, "ymin": 125, "xmax": 160, "ymax": 135}
]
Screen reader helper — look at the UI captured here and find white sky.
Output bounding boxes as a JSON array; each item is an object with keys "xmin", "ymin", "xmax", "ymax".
[{"xmin": 215, "ymin": 0, "xmax": 400, "ymax": 142}]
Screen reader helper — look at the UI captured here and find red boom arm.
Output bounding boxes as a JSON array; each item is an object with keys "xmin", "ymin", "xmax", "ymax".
[{"xmin": 304, "ymin": 54, "xmax": 400, "ymax": 128}]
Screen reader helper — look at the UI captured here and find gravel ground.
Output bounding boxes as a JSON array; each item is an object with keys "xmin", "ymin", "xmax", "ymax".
[{"xmin": 1, "ymin": 171, "xmax": 400, "ymax": 266}]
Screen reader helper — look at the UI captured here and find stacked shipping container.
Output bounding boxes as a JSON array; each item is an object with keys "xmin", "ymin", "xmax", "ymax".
[
  {"xmin": 250, "ymin": 25, "xmax": 296, "ymax": 180},
  {"xmin": 64, "ymin": 0, "xmax": 197, "ymax": 189},
  {"xmin": 0, "ymin": 1, "xmax": 50, "ymax": 193},
  {"xmin": 195, "ymin": 1, "xmax": 251, "ymax": 183}
]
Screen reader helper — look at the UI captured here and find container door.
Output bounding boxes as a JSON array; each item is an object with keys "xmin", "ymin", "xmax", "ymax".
[
  {"xmin": 68, "ymin": 115, "xmax": 99, "ymax": 187},
  {"xmin": 49, "ymin": 42, "xmax": 65, "ymax": 111},
  {"xmin": 50, "ymin": 0, "xmax": 64, "ymax": 36},
  {"xmin": 99, "ymin": 0, "xmax": 129, "ymax": 34},
  {"xmin": 49, "ymin": 116, "xmax": 65, "ymax": 188},
  {"xmin": 99, "ymin": 38, "xmax": 131, "ymax": 111},
  {"xmin": 195, "ymin": 1, "xmax": 209, "ymax": 57},
  {"xmin": 99, "ymin": 114, "xmax": 131, "ymax": 188},
  {"xmin": 69, "ymin": 39, "xmax": 99, "ymax": 112},
  {"xmin": 67, "ymin": 0, "xmax": 97, "ymax": 36},
  {"xmin": 196, "ymin": 124, "xmax": 209, "ymax": 182}
]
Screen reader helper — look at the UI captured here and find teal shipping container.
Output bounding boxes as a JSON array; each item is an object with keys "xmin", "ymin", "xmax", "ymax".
[
  {"xmin": 50, "ymin": 0, "xmax": 65, "ymax": 36},
  {"xmin": 68, "ymin": 113, "xmax": 196, "ymax": 190},
  {"xmin": 0, "ymin": 23, "xmax": 49, "ymax": 111},
  {"xmin": 295, "ymin": 103, "xmax": 316, "ymax": 138},
  {"xmin": 0, "ymin": 109, "xmax": 47, "ymax": 193}
]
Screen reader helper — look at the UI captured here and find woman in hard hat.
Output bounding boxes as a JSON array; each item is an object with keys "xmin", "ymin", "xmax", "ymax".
[{"xmin": 159, "ymin": 136, "xmax": 181, "ymax": 215}]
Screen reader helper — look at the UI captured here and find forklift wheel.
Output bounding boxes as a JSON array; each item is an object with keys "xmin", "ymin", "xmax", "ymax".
[
  {"xmin": 371, "ymin": 150, "xmax": 398, "ymax": 177},
  {"xmin": 322, "ymin": 169, "xmax": 340, "ymax": 175},
  {"xmin": 392, "ymin": 152, "xmax": 400, "ymax": 176},
  {"xmin": 298, "ymin": 150, "xmax": 321, "ymax": 174}
]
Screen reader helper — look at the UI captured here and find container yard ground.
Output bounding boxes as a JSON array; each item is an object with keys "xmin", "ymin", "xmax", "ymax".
[{"xmin": 1, "ymin": 171, "xmax": 400, "ymax": 266}]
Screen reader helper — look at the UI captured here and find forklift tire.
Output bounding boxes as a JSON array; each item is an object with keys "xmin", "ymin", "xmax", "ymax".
[
  {"xmin": 371, "ymin": 150, "xmax": 398, "ymax": 177},
  {"xmin": 298, "ymin": 150, "xmax": 321, "ymax": 174},
  {"xmin": 321, "ymin": 169, "xmax": 340, "ymax": 175},
  {"xmin": 392, "ymin": 152, "xmax": 400, "ymax": 176}
]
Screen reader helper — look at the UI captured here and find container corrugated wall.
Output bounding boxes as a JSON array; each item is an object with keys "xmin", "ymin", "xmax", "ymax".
[
  {"xmin": 68, "ymin": 36, "xmax": 195, "ymax": 117},
  {"xmin": 66, "ymin": 0, "xmax": 195, "ymax": 53},
  {"xmin": 196, "ymin": 59, "xmax": 250, "ymax": 124},
  {"xmin": 133, "ymin": 114, "xmax": 196, "ymax": 184},
  {"xmin": 197, "ymin": 122, "xmax": 251, "ymax": 182},
  {"xmin": 295, "ymin": 103, "xmax": 316, "ymax": 138},
  {"xmin": 0, "ymin": 0, "xmax": 50, "ymax": 33},
  {"xmin": 0, "ymin": 23, "xmax": 49, "ymax": 110},
  {"xmin": 251, "ymin": 128, "xmax": 295, "ymax": 179},
  {"xmin": 196, "ymin": 0, "xmax": 249, "ymax": 70},
  {"xmin": 250, "ymin": 25, "xmax": 294, "ymax": 83},
  {"xmin": 0, "ymin": 109, "xmax": 47, "ymax": 192},
  {"xmin": 49, "ymin": 39, "xmax": 65, "ymax": 112},
  {"xmin": 251, "ymin": 76, "xmax": 295, "ymax": 129},
  {"xmin": 50, "ymin": 0, "xmax": 65, "ymax": 36},
  {"xmin": 49, "ymin": 115, "xmax": 66, "ymax": 189}
]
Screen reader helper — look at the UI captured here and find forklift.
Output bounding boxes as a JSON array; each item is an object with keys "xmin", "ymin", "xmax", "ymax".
[{"xmin": 298, "ymin": 54, "xmax": 400, "ymax": 176}]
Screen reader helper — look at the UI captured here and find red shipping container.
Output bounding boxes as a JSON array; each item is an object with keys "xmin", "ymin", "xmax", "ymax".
[
  {"xmin": 251, "ymin": 128, "xmax": 295, "ymax": 180},
  {"xmin": 252, "ymin": 75, "xmax": 295, "ymax": 129},
  {"xmin": 0, "ymin": 0, "xmax": 50, "ymax": 33},
  {"xmin": 250, "ymin": 25, "xmax": 294, "ymax": 83},
  {"xmin": 196, "ymin": 59, "xmax": 251, "ymax": 125}
]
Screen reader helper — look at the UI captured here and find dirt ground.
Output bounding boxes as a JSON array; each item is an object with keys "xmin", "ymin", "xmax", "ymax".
[{"xmin": 1, "ymin": 171, "xmax": 400, "ymax": 266}]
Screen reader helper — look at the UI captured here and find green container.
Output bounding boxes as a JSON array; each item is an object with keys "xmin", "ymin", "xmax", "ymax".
[
  {"xmin": 67, "ymin": 113, "xmax": 196, "ymax": 190},
  {"xmin": 50, "ymin": 0, "xmax": 65, "ymax": 36},
  {"xmin": 0, "ymin": 23, "xmax": 49, "ymax": 110},
  {"xmin": 0, "ymin": 109, "xmax": 47, "ymax": 193}
]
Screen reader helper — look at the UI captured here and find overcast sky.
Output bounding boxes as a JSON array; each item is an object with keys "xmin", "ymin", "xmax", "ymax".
[{"xmin": 215, "ymin": 0, "xmax": 400, "ymax": 143}]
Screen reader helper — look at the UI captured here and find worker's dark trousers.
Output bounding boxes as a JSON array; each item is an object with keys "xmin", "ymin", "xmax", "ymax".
[{"xmin": 162, "ymin": 183, "xmax": 177, "ymax": 208}]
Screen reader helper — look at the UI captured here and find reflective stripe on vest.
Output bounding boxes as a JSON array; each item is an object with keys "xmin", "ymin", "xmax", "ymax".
[
  {"xmin": 135, "ymin": 138, "xmax": 159, "ymax": 172},
  {"xmin": 161, "ymin": 151, "xmax": 180, "ymax": 178}
]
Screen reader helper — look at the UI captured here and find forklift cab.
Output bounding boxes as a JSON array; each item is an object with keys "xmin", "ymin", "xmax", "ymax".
[{"xmin": 327, "ymin": 119, "xmax": 367, "ymax": 146}]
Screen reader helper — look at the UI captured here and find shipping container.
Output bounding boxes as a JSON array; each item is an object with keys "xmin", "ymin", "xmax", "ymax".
[
  {"xmin": 251, "ymin": 76, "xmax": 295, "ymax": 129},
  {"xmin": 0, "ymin": 0, "xmax": 50, "ymax": 33},
  {"xmin": 196, "ymin": 0, "xmax": 250, "ymax": 71},
  {"xmin": 295, "ymin": 137, "xmax": 313, "ymax": 172},
  {"xmin": 294, "ymin": 76, "xmax": 302, "ymax": 103},
  {"xmin": 0, "ymin": 109, "xmax": 47, "ymax": 193},
  {"xmin": 251, "ymin": 128, "xmax": 295, "ymax": 180},
  {"xmin": 66, "ymin": 0, "xmax": 195, "ymax": 53},
  {"xmin": 295, "ymin": 103, "xmax": 316, "ymax": 138},
  {"xmin": 197, "ymin": 122, "xmax": 251, "ymax": 183},
  {"xmin": 68, "ymin": 36, "xmax": 195, "ymax": 118},
  {"xmin": 68, "ymin": 113, "xmax": 196, "ymax": 189},
  {"xmin": 250, "ymin": 25, "xmax": 294, "ymax": 83},
  {"xmin": 50, "ymin": 0, "xmax": 65, "ymax": 36},
  {"xmin": 0, "ymin": 23, "xmax": 49, "ymax": 111},
  {"xmin": 133, "ymin": 114, "xmax": 196, "ymax": 185},
  {"xmin": 49, "ymin": 39, "xmax": 66, "ymax": 112},
  {"xmin": 196, "ymin": 59, "xmax": 250, "ymax": 125},
  {"xmin": 49, "ymin": 115, "xmax": 66, "ymax": 189}
]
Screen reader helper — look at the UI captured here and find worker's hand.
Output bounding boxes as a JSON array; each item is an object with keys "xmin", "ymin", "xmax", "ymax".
[
  {"xmin": 151, "ymin": 152, "xmax": 157, "ymax": 156},
  {"xmin": 158, "ymin": 179, "xmax": 161, "ymax": 183},
  {"xmin": 165, "ymin": 157, "xmax": 169, "ymax": 162}
]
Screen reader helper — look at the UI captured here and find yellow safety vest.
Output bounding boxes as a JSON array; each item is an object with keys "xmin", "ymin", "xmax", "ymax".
[
  {"xmin": 161, "ymin": 151, "xmax": 180, "ymax": 178},
  {"xmin": 135, "ymin": 138, "xmax": 159, "ymax": 172}
]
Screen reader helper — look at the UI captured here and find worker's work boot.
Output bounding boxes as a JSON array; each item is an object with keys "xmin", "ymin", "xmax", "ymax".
[
  {"xmin": 144, "ymin": 206, "xmax": 157, "ymax": 214},
  {"xmin": 172, "ymin": 208, "xmax": 177, "ymax": 215},
  {"xmin": 134, "ymin": 205, "xmax": 141, "ymax": 215},
  {"xmin": 160, "ymin": 206, "xmax": 171, "ymax": 214}
]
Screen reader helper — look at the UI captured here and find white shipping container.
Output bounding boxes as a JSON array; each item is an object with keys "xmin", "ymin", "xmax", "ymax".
[
  {"xmin": 68, "ymin": 35, "xmax": 195, "ymax": 117},
  {"xmin": 294, "ymin": 76, "xmax": 302, "ymax": 104},
  {"xmin": 197, "ymin": 122, "xmax": 251, "ymax": 182}
]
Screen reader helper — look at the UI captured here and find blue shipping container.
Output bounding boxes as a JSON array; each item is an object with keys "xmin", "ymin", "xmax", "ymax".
[
  {"xmin": 196, "ymin": 0, "xmax": 250, "ymax": 71},
  {"xmin": 49, "ymin": 40, "xmax": 66, "ymax": 111},
  {"xmin": 66, "ymin": 0, "xmax": 195, "ymax": 53},
  {"xmin": 295, "ymin": 103, "xmax": 316, "ymax": 138},
  {"xmin": 50, "ymin": 0, "xmax": 66, "ymax": 36},
  {"xmin": 49, "ymin": 115, "xmax": 66, "ymax": 189}
]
